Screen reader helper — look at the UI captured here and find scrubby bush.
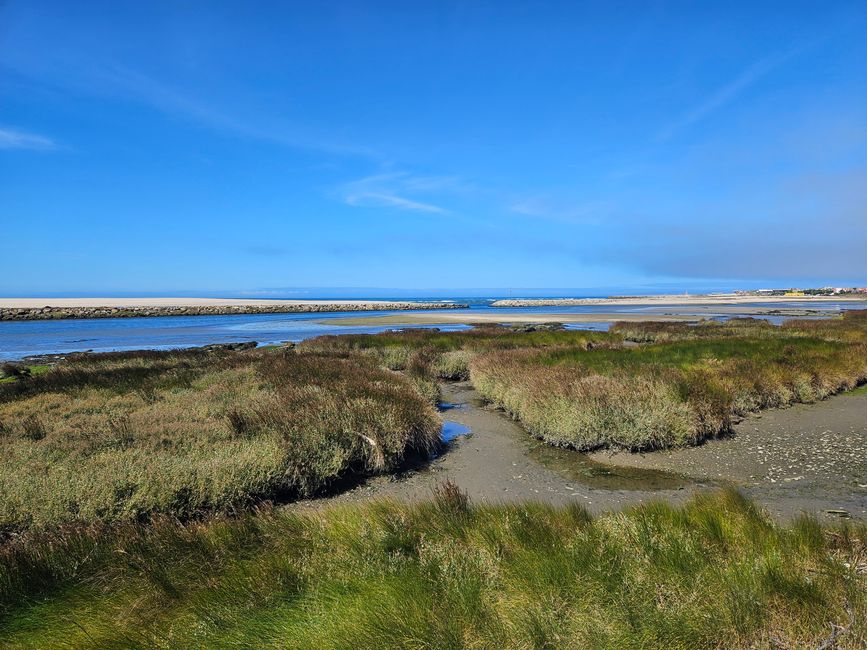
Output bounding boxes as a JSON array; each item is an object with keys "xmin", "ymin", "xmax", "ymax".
[{"xmin": 0, "ymin": 363, "xmax": 30, "ymax": 381}]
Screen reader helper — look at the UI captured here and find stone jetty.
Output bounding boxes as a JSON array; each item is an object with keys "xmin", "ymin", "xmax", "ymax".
[{"xmin": 0, "ymin": 301, "xmax": 467, "ymax": 321}]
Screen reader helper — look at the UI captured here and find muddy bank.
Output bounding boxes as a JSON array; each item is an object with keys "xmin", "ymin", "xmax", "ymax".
[
  {"xmin": 0, "ymin": 299, "xmax": 467, "ymax": 321},
  {"xmin": 303, "ymin": 382, "xmax": 867, "ymax": 523},
  {"xmin": 589, "ymin": 388, "xmax": 867, "ymax": 521},
  {"xmin": 304, "ymin": 382, "xmax": 705, "ymax": 514}
]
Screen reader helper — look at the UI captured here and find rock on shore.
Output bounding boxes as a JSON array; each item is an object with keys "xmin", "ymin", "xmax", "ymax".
[{"xmin": 0, "ymin": 302, "xmax": 467, "ymax": 321}]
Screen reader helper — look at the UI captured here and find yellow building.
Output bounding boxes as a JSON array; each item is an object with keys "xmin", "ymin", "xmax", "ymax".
[{"xmin": 784, "ymin": 291, "xmax": 805, "ymax": 296}]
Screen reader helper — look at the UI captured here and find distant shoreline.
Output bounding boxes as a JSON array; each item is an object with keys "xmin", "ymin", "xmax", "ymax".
[
  {"xmin": 0, "ymin": 298, "xmax": 467, "ymax": 321},
  {"xmin": 322, "ymin": 303, "xmax": 856, "ymax": 327},
  {"xmin": 491, "ymin": 294, "xmax": 867, "ymax": 307}
]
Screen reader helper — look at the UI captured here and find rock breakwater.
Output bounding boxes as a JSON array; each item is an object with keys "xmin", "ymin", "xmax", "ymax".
[{"xmin": 0, "ymin": 301, "xmax": 467, "ymax": 321}]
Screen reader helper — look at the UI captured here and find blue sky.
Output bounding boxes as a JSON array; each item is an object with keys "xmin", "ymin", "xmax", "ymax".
[{"xmin": 2, "ymin": 1, "xmax": 866, "ymax": 295}]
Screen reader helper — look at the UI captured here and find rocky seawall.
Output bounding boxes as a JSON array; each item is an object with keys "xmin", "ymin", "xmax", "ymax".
[{"xmin": 0, "ymin": 302, "xmax": 468, "ymax": 321}]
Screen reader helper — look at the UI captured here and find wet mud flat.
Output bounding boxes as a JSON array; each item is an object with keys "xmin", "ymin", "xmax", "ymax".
[
  {"xmin": 590, "ymin": 387, "xmax": 867, "ymax": 522},
  {"xmin": 300, "ymin": 382, "xmax": 867, "ymax": 523},
  {"xmin": 303, "ymin": 382, "xmax": 704, "ymax": 515}
]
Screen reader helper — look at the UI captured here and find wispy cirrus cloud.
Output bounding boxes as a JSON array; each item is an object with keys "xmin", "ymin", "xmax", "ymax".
[
  {"xmin": 3, "ymin": 55, "xmax": 376, "ymax": 158},
  {"xmin": 509, "ymin": 196, "xmax": 611, "ymax": 223},
  {"xmin": 345, "ymin": 192, "xmax": 447, "ymax": 213},
  {"xmin": 340, "ymin": 171, "xmax": 459, "ymax": 214},
  {"xmin": 95, "ymin": 65, "xmax": 377, "ymax": 158},
  {"xmin": 0, "ymin": 126, "xmax": 55, "ymax": 150},
  {"xmin": 658, "ymin": 49, "xmax": 796, "ymax": 141}
]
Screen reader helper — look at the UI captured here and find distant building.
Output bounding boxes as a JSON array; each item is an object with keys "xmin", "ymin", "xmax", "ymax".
[{"xmin": 784, "ymin": 290, "xmax": 805, "ymax": 297}]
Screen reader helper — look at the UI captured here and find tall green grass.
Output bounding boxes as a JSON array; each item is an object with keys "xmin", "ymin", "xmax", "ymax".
[
  {"xmin": 0, "ymin": 490, "xmax": 863, "ymax": 649},
  {"xmin": 0, "ymin": 348, "xmax": 439, "ymax": 533}
]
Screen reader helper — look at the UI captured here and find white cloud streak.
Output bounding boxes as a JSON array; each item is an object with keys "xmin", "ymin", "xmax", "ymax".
[
  {"xmin": 509, "ymin": 197, "xmax": 610, "ymax": 223},
  {"xmin": 96, "ymin": 65, "xmax": 377, "ymax": 158},
  {"xmin": 0, "ymin": 126, "xmax": 55, "ymax": 150},
  {"xmin": 659, "ymin": 50, "xmax": 795, "ymax": 140},
  {"xmin": 341, "ymin": 171, "xmax": 452, "ymax": 214}
]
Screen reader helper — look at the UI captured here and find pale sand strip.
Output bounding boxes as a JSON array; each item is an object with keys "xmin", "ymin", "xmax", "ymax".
[
  {"xmin": 492, "ymin": 294, "xmax": 867, "ymax": 307},
  {"xmin": 0, "ymin": 298, "xmax": 451, "ymax": 308},
  {"xmin": 321, "ymin": 303, "xmax": 853, "ymax": 327},
  {"xmin": 320, "ymin": 312, "xmax": 706, "ymax": 326}
]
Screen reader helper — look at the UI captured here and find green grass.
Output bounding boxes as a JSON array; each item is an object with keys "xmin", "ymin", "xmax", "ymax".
[
  {"xmin": 302, "ymin": 326, "xmax": 617, "ymax": 380},
  {"xmin": 302, "ymin": 326, "xmax": 615, "ymax": 354},
  {"xmin": 0, "ymin": 365, "xmax": 50, "ymax": 384},
  {"xmin": 0, "ymin": 348, "xmax": 439, "ymax": 533},
  {"xmin": 845, "ymin": 382, "xmax": 867, "ymax": 396},
  {"xmin": 611, "ymin": 310, "xmax": 867, "ymax": 344},
  {"xmin": 0, "ymin": 489, "xmax": 863, "ymax": 649}
]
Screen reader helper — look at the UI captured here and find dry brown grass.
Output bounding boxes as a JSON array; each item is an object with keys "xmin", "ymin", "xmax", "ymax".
[
  {"xmin": 0, "ymin": 348, "xmax": 439, "ymax": 533},
  {"xmin": 471, "ymin": 336, "xmax": 867, "ymax": 451}
]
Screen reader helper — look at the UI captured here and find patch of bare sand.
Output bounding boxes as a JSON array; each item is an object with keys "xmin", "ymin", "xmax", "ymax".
[
  {"xmin": 319, "ymin": 312, "xmax": 704, "ymax": 326},
  {"xmin": 492, "ymin": 294, "xmax": 867, "ymax": 307},
  {"xmin": 589, "ymin": 390, "xmax": 867, "ymax": 521}
]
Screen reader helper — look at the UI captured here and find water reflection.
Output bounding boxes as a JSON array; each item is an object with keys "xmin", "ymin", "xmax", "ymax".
[{"xmin": 441, "ymin": 420, "xmax": 472, "ymax": 443}]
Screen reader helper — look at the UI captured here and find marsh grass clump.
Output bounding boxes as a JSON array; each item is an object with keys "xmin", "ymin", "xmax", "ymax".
[
  {"xmin": 434, "ymin": 349, "xmax": 473, "ymax": 380},
  {"xmin": 20, "ymin": 416, "xmax": 46, "ymax": 442},
  {"xmin": 613, "ymin": 310, "xmax": 867, "ymax": 344},
  {"xmin": 432, "ymin": 479, "xmax": 470, "ymax": 515},
  {"xmin": 471, "ymin": 336, "xmax": 867, "ymax": 451},
  {"xmin": 0, "ymin": 363, "xmax": 30, "ymax": 381},
  {"xmin": 0, "ymin": 348, "xmax": 440, "ymax": 533},
  {"xmin": 302, "ymin": 326, "xmax": 618, "ymax": 374},
  {"xmin": 303, "ymin": 325, "xmax": 617, "ymax": 354},
  {"xmin": 0, "ymin": 491, "xmax": 863, "ymax": 648},
  {"xmin": 611, "ymin": 317, "xmax": 785, "ymax": 343},
  {"xmin": 783, "ymin": 309, "xmax": 867, "ymax": 343},
  {"xmin": 225, "ymin": 406, "xmax": 253, "ymax": 438},
  {"xmin": 308, "ymin": 318, "xmax": 867, "ymax": 453}
]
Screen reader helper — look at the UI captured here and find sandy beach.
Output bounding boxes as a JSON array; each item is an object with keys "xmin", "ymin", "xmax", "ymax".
[
  {"xmin": 492, "ymin": 293, "xmax": 867, "ymax": 307},
  {"xmin": 322, "ymin": 312, "xmax": 706, "ymax": 326},
  {"xmin": 321, "ymin": 303, "xmax": 853, "ymax": 327}
]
